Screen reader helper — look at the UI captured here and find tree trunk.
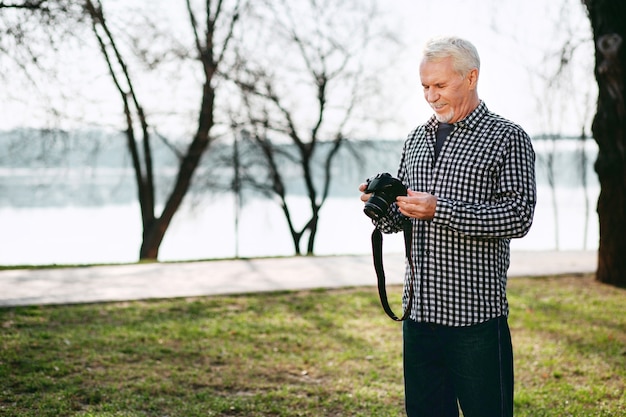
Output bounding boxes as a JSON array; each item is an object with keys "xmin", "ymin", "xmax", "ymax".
[
  {"xmin": 585, "ymin": 0, "xmax": 626, "ymax": 287},
  {"xmin": 138, "ymin": 83, "xmax": 215, "ymax": 260}
]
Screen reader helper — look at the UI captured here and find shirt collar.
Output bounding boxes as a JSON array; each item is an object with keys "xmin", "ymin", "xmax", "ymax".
[{"xmin": 425, "ymin": 100, "xmax": 488, "ymax": 132}]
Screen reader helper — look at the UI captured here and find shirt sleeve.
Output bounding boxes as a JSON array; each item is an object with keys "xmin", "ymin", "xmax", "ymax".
[{"xmin": 431, "ymin": 127, "xmax": 536, "ymax": 239}]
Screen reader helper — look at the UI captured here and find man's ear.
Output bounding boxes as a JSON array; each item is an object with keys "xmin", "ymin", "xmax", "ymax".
[{"xmin": 467, "ymin": 68, "xmax": 479, "ymax": 89}]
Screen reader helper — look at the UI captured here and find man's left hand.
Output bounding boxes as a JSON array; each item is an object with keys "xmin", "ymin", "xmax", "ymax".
[{"xmin": 396, "ymin": 190, "xmax": 437, "ymax": 220}]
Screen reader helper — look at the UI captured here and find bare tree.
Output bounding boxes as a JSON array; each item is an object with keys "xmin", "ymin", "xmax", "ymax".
[
  {"xmin": 82, "ymin": 0, "xmax": 242, "ymax": 260},
  {"xmin": 2, "ymin": 0, "xmax": 244, "ymax": 261},
  {"xmin": 521, "ymin": 1, "xmax": 597, "ymax": 253},
  {"xmin": 227, "ymin": 0, "xmax": 396, "ymax": 255},
  {"xmin": 583, "ymin": 0, "xmax": 626, "ymax": 287}
]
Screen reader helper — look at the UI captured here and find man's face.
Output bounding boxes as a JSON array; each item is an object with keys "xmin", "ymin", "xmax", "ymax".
[{"xmin": 419, "ymin": 56, "xmax": 477, "ymax": 124}]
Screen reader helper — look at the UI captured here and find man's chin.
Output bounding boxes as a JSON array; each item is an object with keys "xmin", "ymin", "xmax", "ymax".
[{"xmin": 435, "ymin": 113, "xmax": 453, "ymax": 123}]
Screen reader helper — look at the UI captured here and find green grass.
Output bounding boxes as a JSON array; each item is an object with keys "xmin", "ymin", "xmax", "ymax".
[
  {"xmin": 508, "ymin": 275, "xmax": 626, "ymax": 416},
  {"xmin": 0, "ymin": 274, "xmax": 624, "ymax": 416}
]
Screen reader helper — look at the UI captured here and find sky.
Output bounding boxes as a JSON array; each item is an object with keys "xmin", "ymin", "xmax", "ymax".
[{"xmin": 0, "ymin": 0, "xmax": 595, "ymax": 139}]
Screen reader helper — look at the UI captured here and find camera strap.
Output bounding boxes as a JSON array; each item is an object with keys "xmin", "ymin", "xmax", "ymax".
[{"xmin": 371, "ymin": 220, "xmax": 416, "ymax": 321}]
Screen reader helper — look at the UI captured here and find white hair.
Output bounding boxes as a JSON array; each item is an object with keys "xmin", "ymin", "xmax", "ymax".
[{"xmin": 422, "ymin": 36, "xmax": 481, "ymax": 76}]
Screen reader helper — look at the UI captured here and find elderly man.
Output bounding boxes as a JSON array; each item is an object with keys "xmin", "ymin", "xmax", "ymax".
[{"xmin": 360, "ymin": 36, "xmax": 536, "ymax": 417}]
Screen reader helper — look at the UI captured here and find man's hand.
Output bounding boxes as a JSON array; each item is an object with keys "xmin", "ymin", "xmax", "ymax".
[
  {"xmin": 396, "ymin": 190, "xmax": 437, "ymax": 220},
  {"xmin": 358, "ymin": 182, "xmax": 370, "ymax": 203}
]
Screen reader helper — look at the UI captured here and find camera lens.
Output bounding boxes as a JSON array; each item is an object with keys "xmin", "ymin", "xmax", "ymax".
[{"xmin": 363, "ymin": 195, "xmax": 389, "ymax": 220}]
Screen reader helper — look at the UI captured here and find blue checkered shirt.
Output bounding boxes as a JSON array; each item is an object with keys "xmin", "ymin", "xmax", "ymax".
[{"xmin": 375, "ymin": 101, "xmax": 536, "ymax": 326}]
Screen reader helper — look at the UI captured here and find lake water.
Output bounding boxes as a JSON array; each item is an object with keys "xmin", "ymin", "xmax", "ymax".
[{"xmin": 0, "ymin": 138, "xmax": 599, "ymax": 265}]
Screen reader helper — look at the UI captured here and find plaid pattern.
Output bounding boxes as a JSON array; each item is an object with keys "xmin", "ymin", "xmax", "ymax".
[{"xmin": 376, "ymin": 101, "xmax": 536, "ymax": 326}]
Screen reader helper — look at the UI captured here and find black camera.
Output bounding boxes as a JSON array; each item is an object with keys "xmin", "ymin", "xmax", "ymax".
[{"xmin": 363, "ymin": 173, "xmax": 407, "ymax": 220}]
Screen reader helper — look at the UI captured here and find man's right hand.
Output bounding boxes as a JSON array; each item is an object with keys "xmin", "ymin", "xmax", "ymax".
[{"xmin": 358, "ymin": 183, "xmax": 370, "ymax": 203}]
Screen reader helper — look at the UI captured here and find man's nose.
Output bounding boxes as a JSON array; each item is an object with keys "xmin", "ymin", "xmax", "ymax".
[{"xmin": 426, "ymin": 88, "xmax": 439, "ymax": 103}]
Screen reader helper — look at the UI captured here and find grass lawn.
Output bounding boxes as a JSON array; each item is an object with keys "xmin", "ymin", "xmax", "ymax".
[{"xmin": 0, "ymin": 273, "xmax": 624, "ymax": 416}]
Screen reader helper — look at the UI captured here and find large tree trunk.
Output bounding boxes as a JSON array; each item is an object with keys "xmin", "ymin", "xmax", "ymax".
[{"xmin": 585, "ymin": 0, "xmax": 626, "ymax": 287}]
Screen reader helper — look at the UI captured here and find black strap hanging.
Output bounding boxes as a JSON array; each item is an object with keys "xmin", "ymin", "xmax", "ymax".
[{"xmin": 371, "ymin": 220, "xmax": 417, "ymax": 321}]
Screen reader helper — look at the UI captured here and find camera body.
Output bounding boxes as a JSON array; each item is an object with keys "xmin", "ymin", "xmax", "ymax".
[{"xmin": 363, "ymin": 173, "xmax": 407, "ymax": 220}]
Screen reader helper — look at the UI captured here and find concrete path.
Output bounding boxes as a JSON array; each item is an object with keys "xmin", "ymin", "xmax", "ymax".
[{"xmin": 0, "ymin": 251, "xmax": 597, "ymax": 307}]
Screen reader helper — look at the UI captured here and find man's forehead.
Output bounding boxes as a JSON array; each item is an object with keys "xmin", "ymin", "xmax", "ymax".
[{"xmin": 420, "ymin": 58, "xmax": 456, "ymax": 80}]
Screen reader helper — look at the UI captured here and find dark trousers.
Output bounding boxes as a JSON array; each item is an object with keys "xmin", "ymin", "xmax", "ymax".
[{"xmin": 403, "ymin": 316, "xmax": 514, "ymax": 417}]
